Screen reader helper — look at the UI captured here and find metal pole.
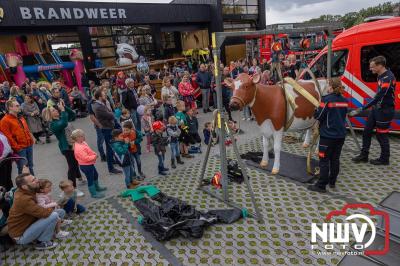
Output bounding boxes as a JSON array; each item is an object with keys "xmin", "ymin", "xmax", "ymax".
[
  {"xmin": 212, "ymin": 33, "xmax": 229, "ymax": 202},
  {"xmin": 327, "ymin": 35, "xmax": 333, "ymax": 79}
]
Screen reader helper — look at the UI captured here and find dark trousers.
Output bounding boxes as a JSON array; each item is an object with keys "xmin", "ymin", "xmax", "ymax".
[
  {"xmin": 63, "ymin": 198, "xmax": 86, "ymax": 215},
  {"xmin": 0, "ymin": 157, "xmax": 13, "ymax": 191},
  {"xmin": 95, "ymin": 127, "xmax": 105, "ymax": 158},
  {"xmin": 130, "ymin": 152, "xmax": 142, "ymax": 174},
  {"xmin": 79, "ymin": 165, "xmax": 98, "ymax": 187},
  {"xmin": 361, "ymin": 108, "xmax": 394, "ymax": 161},
  {"xmin": 316, "ymin": 137, "xmax": 345, "ymax": 189},
  {"xmin": 101, "ymin": 128, "xmax": 115, "ymax": 172},
  {"xmin": 62, "ymin": 150, "xmax": 82, "ymax": 187}
]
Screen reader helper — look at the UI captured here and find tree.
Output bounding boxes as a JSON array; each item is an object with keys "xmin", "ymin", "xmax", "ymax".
[{"xmin": 304, "ymin": 1, "xmax": 399, "ymax": 29}]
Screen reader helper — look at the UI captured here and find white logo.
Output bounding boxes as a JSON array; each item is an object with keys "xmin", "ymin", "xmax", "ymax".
[{"xmin": 311, "ymin": 213, "xmax": 376, "ymax": 251}]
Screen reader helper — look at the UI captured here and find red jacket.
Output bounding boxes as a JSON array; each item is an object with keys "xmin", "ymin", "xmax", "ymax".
[
  {"xmin": 0, "ymin": 113, "xmax": 34, "ymax": 152},
  {"xmin": 178, "ymin": 82, "xmax": 194, "ymax": 97}
]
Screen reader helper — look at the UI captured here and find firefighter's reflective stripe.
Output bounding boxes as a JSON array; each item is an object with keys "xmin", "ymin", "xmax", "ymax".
[
  {"xmin": 376, "ymin": 128, "xmax": 390, "ymax": 133},
  {"xmin": 319, "ymin": 102, "xmax": 349, "ymax": 108},
  {"xmin": 380, "ymin": 82, "xmax": 391, "ymax": 89}
]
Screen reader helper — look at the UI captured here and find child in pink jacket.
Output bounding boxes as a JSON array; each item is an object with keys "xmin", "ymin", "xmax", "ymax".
[{"xmin": 72, "ymin": 129, "xmax": 107, "ymax": 198}]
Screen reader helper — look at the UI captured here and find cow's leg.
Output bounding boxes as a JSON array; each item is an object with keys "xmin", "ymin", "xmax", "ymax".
[
  {"xmin": 303, "ymin": 129, "xmax": 311, "ymax": 148},
  {"xmin": 260, "ymin": 135, "xmax": 269, "ymax": 168},
  {"xmin": 271, "ymin": 129, "xmax": 284, "ymax": 175}
]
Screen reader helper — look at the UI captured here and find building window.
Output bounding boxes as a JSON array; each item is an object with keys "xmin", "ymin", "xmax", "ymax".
[
  {"xmin": 223, "ymin": 21, "xmax": 256, "ymax": 32},
  {"xmin": 89, "ymin": 25, "xmax": 155, "ymax": 65},
  {"xmin": 161, "ymin": 32, "xmax": 176, "ymax": 50},
  {"xmin": 222, "ymin": 0, "xmax": 259, "ymax": 15},
  {"xmin": 361, "ymin": 42, "xmax": 400, "ymax": 82}
]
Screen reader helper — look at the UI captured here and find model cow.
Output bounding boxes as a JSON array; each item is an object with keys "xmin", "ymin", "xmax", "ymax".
[{"xmin": 227, "ymin": 73, "xmax": 322, "ymax": 175}]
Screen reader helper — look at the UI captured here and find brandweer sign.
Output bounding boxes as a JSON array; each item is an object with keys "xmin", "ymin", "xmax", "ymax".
[{"xmin": 19, "ymin": 7, "xmax": 127, "ymax": 20}]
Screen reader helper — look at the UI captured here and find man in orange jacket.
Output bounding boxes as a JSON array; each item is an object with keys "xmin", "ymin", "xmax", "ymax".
[{"xmin": 0, "ymin": 99, "xmax": 34, "ymax": 175}]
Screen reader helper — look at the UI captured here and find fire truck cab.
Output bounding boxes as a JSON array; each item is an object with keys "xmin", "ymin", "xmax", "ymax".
[{"xmin": 302, "ymin": 17, "xmax": 400, "ymax": 131}]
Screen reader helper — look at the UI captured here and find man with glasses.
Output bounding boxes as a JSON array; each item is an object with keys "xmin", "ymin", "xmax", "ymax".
[
  {"xmin": 7, "ymin": 173, "xmax": 69, "ymax": 250},
  {"xmin": 0, "ymin": 99, "xmax": 35, "ymax": 174}
]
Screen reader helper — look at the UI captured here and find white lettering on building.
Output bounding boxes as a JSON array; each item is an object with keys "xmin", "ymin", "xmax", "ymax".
[
  {"xmin": 20, "ymin": 7, "xmax": 128, "ymax": 20},
  {"xmin": 20, "ymin": 7, "xmax": 32, "ymax": 19}
]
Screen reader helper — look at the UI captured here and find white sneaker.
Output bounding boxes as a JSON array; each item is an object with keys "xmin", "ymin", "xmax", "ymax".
[
  {"xmin": 55, "ymin": 230, "xmax": 70, "ymax": 239},
  {"xmin": 61, "ymin": 219, "xmax": 73, "ymax": 226},
  {"xmin": 76, "ymin": 189, "xmax": 85, "ymax": 197},
  {"xmin": 242, "ymin": 118, "xmax": 246, "ymax": 121}
]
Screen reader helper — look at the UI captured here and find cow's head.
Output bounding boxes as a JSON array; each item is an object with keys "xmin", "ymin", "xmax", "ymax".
[{"xmin": 226, "ymin": 73, "xmax": 260, "ymax": 111}]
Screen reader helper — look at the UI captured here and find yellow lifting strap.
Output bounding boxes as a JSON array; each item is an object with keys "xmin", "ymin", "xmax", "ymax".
[{"xmin": 284, "ymin": 77, "xmax": 320, "ymax": 108}]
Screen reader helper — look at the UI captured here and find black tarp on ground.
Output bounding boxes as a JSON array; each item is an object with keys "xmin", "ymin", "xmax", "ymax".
[
  {"xmin": 134, "ymin": 192, "xmax": 243, "ymax": 241},
  {"xmin": 241, "ymin": 151, "xmax": 317, "ymax": 183}
]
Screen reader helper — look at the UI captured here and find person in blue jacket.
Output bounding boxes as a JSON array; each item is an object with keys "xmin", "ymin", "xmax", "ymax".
[{"xmin": 308, "ymin": 77, "xmax": 348, "ymax": 193}]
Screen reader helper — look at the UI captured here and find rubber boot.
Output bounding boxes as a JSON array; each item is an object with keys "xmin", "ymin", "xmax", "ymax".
[
  {"xmin": 88, "ymin": 185, "xmax": 105, "ymax": 198},
  {"xmin": 176, "ymin": 156, "xmax": 184, "ymax": 165},
  {"xmin": 171, "ymin": 158, "xmax": 176, "ymax": 169},
  {"xmin": 94, "ymin": 181, "xmax": 107, "ymax": 192}
]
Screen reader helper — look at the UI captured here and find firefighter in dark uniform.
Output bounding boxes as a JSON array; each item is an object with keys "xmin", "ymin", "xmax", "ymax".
[
  {"xmin": 308, "ymin": 78, "xmax": 348, "ymax": 193},
  {"xmin": 351, "ymin": 56, "xmax": 396, "ymax": 165}
]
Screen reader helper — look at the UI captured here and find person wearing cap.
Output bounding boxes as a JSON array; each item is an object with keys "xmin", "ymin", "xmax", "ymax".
[{"xmin": 151, "ymin": 121, "xmax": 170, "ymax": 176}]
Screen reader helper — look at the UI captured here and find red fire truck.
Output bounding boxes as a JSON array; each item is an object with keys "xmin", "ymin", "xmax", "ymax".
[{"xmin": 301, "ymin": 16, "xmax": 400, "ymax": 132}]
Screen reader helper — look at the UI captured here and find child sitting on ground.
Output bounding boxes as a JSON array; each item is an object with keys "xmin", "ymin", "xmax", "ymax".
[
  {"xmin": 36, "ymin": 179, "xmax": 71, "ymax": 239},
  {"xmin": 166, "ymin": 116, "xmax": 184, "ymax": 169},
  {"xmin": 175, "ymin": 101, "xmax": 193, "ymax": 158},
  {"xmin": 71, "ymin": 129, "xmax": 107, "ymax": 198},
  {"xmin": 141, "ymin": 105, "xmax": 154, "ymax": 153},
  {"xmin": 111, "ymin": 129, "xmax": 140, "ymax": 188},
  {"xmin": 203, "ymin": 122, "xmax": 219, "ymax": 146},
  {"xmin": 151, "ymin": 121, "xmax": 170, "ymax": 175},
  {"xmin": 58, "ymin": 180, "xmax": 86, "ymax": 216},
  {"xmin": 121, "ymin": 121, "xmax": 146, "ymax": 180}
]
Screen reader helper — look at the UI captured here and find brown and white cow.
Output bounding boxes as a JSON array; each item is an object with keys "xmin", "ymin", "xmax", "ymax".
[{"xmin": 226, "ymin": 73, "xmax": 321, "ymax": 174}]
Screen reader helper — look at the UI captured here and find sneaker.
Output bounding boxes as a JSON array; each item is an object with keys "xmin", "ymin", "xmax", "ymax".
[
  {"xmin": 329, "ymin": 184, "xmax": 336, "ymax": 189},
  {"xmin": 128, "ymin": 183, "xmax": 139, "ymax": 189},
  {"xmin": 35, "ymin": 241, "xmax": 58, "ymax": 250},
  {"xmin": 242, "ymin": 118, "xmax": 246, "ymax": 121},
  {"xmin": 159, "ymin": 171, "xmax": 168, "ymax": 176},
  {"xmin": 139, "ymin": 172, "xmax": 146, "ymax": 179},
  {"xmin": 61, "ymin": 219, "xmax": 73, "ymax": 226},
  {"xmin": 369, "ymin": 158, "xmax": 389, "ymax": 165},
  {"xmin": 131, "ymin": 180, "xmax": 141, "ymax": 186},
  {"xmin": 109, "ymin": 168, "xmax": 122, "ymax": 174},
  {"xmin": 307, "ymin": 184, "xmax": 327, "ymax": 193},
  {"xmin": 76, "ymin": 189, "xmax": 85, "ymax": 197},
  {"xmin": 352, "ymin": 154, "xmax": 368, "ymax": 163},
  {"xmin": 55, "ymin": 230, "xmax": 70, "ymax": 239}
]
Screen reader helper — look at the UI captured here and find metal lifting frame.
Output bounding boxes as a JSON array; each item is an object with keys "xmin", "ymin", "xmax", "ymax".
[{"xmin": 197, "ymin": 25, "xmax": 360, "ymax": 224}]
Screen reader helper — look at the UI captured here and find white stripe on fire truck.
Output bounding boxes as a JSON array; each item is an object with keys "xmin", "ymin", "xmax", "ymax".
[
  {"xmin": 342, "ymin": 83, "xmax": 363, "ymax": 105},
  {"xmin": 343, "ymin": 70, "xmax": 375, "ymax": 98}
]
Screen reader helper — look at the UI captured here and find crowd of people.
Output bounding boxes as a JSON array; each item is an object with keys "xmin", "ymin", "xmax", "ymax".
[{"xmin": 0, "ymin": 57, "xmax": 279, "ymax": 251}]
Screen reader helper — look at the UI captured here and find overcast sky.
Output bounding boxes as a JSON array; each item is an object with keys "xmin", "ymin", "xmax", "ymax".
[{"xmin": 266, "ymin": 0, "xmax": 395, "ymax": 25}]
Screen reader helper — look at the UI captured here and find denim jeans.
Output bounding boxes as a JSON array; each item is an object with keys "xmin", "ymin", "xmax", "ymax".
[
  {"xmin": 63, "ymin": 198, "xmax": 86, "ymax": 215},
  {"xmin": 170, "ymin": 142, "xmax": 180, "ymax": 158},
  {"xmin": 101, "ymin": 128, "xmax": 115, "ymax": 172},
  {"xmin": 130, "ymin": 109, "xmax": 141, "ymax": 131},
  {"xmin": 16, "ymin": 209, "xmax": 65, "ymax": 244},
  {"xmin": 79, "ymin": 165, "xmax": 99, "ymax": 187},
  {"xmin": 122, "ymin": 165, "xmax": 135, "ymax": 187},
  {"xmin": 130, "ymin": 152, "xmax": 142, "ymax": 174},
  {"xmin": 201, "ymin": 89, "xmax": 210, "ymax": 110},
  {"xmin": 156, "ymin": 153, "xmax": 165, "ymax": 171},
  {"xmin": 95, "ymin": 127, "xmax": 105, "ymax": 158},
  {"xmin": 17, "ymin": 145, "xmax": 34, "ymax": 175}
]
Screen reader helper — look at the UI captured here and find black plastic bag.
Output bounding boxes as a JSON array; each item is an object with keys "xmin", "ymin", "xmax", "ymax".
[{"xmin": 134, "ymin": 192, "xmax": 243, "ymax": 241}]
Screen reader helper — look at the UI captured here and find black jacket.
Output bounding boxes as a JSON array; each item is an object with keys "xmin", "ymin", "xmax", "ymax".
[
  {"xmin": 363, "ymin": 69, "xmax": 396, "ymax": 110},
  {"xmin": 196, "ymin": 71, "xmax": 212, "ymax": 90},
  {"xmin": 91, "ymin": 100, "xmax": 115, "ymax": 129},
  {"xmin": 186, "ymin": 115, "xmax": 199, "ymax": 135},
  {"xmin": 151, "ymin": 132, "xmax": 169, "ymax": 154},
  {"xmin": 314, "ymin": 93, "xmax": 348, "ymax": 139},
  {"xmin": 122, "ymin": 89, "xmax": 139, "ymax": 110}
]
